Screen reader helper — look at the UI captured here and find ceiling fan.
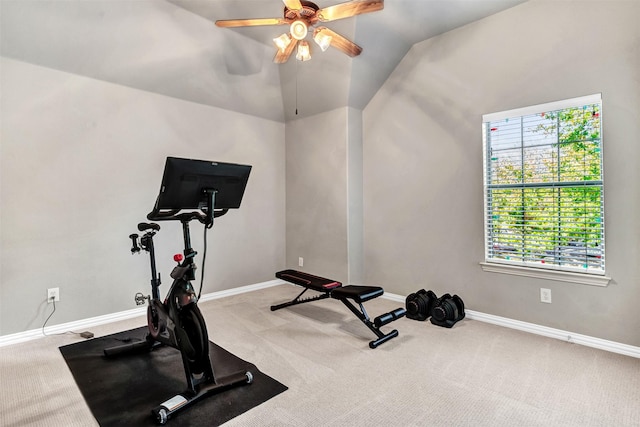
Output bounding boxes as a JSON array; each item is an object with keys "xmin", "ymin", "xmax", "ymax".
[{"xmin": 215, "ymin": 0, "xmax": 384, "ymax": 63}]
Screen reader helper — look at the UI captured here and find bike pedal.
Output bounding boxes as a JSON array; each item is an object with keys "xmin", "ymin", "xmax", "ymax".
[{"xmin": 134, "ymin": 292, "xmax": 149, "ymax": 306}]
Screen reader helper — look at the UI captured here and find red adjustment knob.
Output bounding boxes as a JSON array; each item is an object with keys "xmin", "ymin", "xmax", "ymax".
[{"xmin": 173, "ymin": 254, "xmax": 184, "ymax": 263}]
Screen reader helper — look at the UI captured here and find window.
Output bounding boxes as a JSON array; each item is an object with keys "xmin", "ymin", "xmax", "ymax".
[{"xmin": 482, "ymin": 94, "xmax": 607, "ymax": 283}]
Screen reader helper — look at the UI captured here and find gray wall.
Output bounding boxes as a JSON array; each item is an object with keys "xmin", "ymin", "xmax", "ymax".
[
  {"xmin": 347, "ymin": 107, "xmax": 364, "ymax": 284},
  {"xmin": 284, "ymin": 106, "xmax": 364, "ymax": 285},
  {"xmin": 363, "ymin": 0, "xmax": 640, "ymax": 345},
  {"xmin": 285, "ymin": 108, "xmax": 350, "ymax": 283},
  {"xmin": 0, "ymin": 58, "xmax": 285, "ymax": 336}
]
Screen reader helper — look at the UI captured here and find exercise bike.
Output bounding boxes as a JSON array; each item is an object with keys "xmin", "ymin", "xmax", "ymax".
[{"xmin": 104, "ymin": 157, "xmax": 253, "ymax": 425}]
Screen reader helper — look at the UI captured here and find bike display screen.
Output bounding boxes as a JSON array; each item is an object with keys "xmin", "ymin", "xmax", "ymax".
[{"xmin": 155, "ymin": 157, "xmax": 252, "ymax": 210}]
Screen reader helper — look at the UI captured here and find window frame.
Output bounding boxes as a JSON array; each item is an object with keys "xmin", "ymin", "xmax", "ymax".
[{"xmin": 481, "ymin": 94, "xmax": 610, "ymax": 286}]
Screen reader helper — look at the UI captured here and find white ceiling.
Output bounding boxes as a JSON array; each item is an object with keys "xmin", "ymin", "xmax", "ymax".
[{"xmin": 1, "ymin": 0, "xmax": 526, "ymax": 122}]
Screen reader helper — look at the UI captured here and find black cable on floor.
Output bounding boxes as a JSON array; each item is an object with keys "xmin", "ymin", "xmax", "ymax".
[
  {"xmin": 42, "ymin": 299, "xmax": 56, "ymax": 336},
  {"xmin": 41, "ymin": 300, "xmax": 91, "ymax": 338}
]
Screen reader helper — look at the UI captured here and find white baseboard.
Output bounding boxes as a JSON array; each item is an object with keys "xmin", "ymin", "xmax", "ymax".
[
  {"xmin": 382, "ymin": 292, "xmax": 405, "ymax": 303},
  {"xmin": 380, "ymin": 292, "xmax": 640, "ymax": 359},
  {"xmin": 464, "ymin": 310, "xmax": 640, "ymax": 358},
  {"xmin": 4, "ymin": 281, "xmax": 639, "ymax": 359},
  {"xmin": 0, "ymin": 279, "xmax": 283, "ymax": 348},
  {"xmin": 198, "ymin": 279, "xmax": 282, "ymax": 303},
  {"xmin": 0, "ymin": 306, "xmax": 147, "ymax": 348}
]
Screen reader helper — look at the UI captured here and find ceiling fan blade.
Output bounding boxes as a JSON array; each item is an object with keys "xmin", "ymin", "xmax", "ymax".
[
  {"xmin": 282, "ymin": 0, "xmax": 303, "ymax": 11},
  {"xmin": 317, "ymin": 0, "xmax": 384, "ymax": 22},
  {"xmin": 317, "ymin": 27, "xmax": 362, "ymax": 57},
  {"xmin": 215, "ymin": 18, "xmax": 289, "ymax": 28},
  {"xmin": 274, "ymin": 39, "xmax": 298, "ymax": 63}
]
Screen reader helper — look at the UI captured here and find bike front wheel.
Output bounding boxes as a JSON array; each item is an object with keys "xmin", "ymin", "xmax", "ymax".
[{"xmin": 177, "ymin": 303, "xmax": 210, "ymax": 374}]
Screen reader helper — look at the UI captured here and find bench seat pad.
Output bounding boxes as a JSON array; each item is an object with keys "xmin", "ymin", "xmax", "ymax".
[
  {"xmin": 276, "ymin": 269, "xmax": 342, "ymax": 291},
  {"xmin": 331, "ymin": 285, "xmax": 383, "ymax": 303}
]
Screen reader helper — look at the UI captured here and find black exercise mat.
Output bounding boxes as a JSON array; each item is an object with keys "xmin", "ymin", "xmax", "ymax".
[{"xmin": 60, "ymin": 327, "xmax": 287, "ymax": 426}]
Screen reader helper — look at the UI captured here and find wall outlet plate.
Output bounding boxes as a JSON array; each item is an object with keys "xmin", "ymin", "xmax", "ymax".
[
  {"xmin": 540, "ymin": 288, "xmax": 552, "ymax": 304},
  {"xmin": 47, "ymin": 287, "xmax": 60, "ymax": 302}
]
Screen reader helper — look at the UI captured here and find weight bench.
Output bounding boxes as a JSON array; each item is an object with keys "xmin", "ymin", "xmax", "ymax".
[{"xmin": 272, "ymin": 270, "xmax": 406, "ymax": 349}]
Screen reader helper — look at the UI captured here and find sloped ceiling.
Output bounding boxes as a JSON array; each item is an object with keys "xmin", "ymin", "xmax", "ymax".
[{"xmin": 1, "ymin": 0, "xmax": 525, "ymax": 122}]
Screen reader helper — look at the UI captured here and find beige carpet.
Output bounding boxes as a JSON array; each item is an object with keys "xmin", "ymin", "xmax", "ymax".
[{"xmin": 1, "ymin": 284, "xmax": 639, "ymax": 426}]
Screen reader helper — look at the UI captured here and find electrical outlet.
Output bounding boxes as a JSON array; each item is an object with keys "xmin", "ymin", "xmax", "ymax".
[
  {"xmin": 47, "ymin": 287, "xmax": 60, "ymax": 303},
  {"xmin": 540, "ymin": 288, "xmax": 552, "ymax": 304},
  {"xmin": 298, "ymin": 257, "xmax": 304, "ymax": 267}
]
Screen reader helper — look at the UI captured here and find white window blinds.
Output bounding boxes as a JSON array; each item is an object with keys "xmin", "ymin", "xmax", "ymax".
[{"xmin": 482, "ymin": 94, "xmax": 605, "ymax": 275}]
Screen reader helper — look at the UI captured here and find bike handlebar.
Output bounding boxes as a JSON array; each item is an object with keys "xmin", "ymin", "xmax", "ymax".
[
  {"xmin": 147, "ymin": 207, "xmax": 229, "ymax": 225},
  {"xmin": 129, "ymin": 234, "xmax": 141, "ymax": 253},
  {"xmin": 145, "ymin": 189, "xmax": 228, "ymax": 227},
  {"xmin": 138, "ymin": 222, "xmax": 160, "ymax": 232}
]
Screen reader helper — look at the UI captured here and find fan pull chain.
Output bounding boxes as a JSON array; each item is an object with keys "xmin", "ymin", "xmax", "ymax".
[{"xmin": 295, "ymin": 60, "xmax": 299, "ymax": 115}]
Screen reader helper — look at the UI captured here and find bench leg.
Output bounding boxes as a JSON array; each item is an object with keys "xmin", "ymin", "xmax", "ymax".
[
  {"xmin": 369, "ymin": 330, "xmax": 399, "ymax": 349},
  {"xmin": 270, "ymin": 287, "xmax": 332, "ymax": 311},
  {"xmin": 338, "ymin": 299, "xmax": 404, "ymax": 349}
]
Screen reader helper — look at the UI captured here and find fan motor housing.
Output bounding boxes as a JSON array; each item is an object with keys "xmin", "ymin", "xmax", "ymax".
[{"xmin": 284, "ymin": 1, "xmax": 319, "ymax": 23}]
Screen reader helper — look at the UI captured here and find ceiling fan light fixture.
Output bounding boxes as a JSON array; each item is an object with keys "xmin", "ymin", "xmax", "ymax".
[
  {"xmin": 273, "ymin": 33, "xmax": 292, "ymax": 52},
  {"xmin": 218, "ymin": 0, "xmax": 383, "ymax": 64},
  {"xmin": 313, "ymin": 29, "xmax": 332, "ymax": 52},
  {"xmin": 290, "ymin": 20, "xmax": 308, "ymax": 40},
  {"xmin": 296, "ymin": 40, "xmax": 311, "ymax": 61}
]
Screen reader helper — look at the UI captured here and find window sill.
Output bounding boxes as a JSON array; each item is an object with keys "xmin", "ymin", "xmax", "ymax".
[{"xmin": 480, "ymin": 262, "xmax": 611, "ymax": 287}]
